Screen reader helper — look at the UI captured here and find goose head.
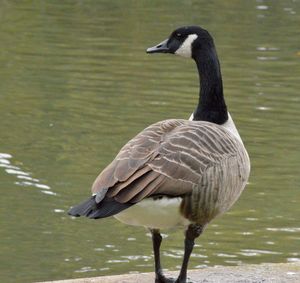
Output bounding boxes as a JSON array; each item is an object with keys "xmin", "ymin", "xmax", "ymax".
[
  {"xmin": 146, "ymin": 26, "xmax": 214, "ymax": 59},
  {"xmin": 147, "ymin": 26, "xmax": 229, "ymax": 125}
]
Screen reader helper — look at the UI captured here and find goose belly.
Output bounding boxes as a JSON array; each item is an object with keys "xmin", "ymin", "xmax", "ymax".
[{"xmin": 114, "ymin": 197, "xmax": 190, "ymax": 229}]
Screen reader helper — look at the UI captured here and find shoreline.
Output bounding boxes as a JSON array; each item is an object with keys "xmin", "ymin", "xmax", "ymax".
[{"xmin": 38, "ymin": 262, "xmax": 300, "ymax": 283}]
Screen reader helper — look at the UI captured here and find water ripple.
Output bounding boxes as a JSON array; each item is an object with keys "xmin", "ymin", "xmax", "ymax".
[
  {"xmin": 0, "ymin": 152, "xmax": 55, "ymax": 196},
  {"xmin": 266, "ymin": 227, "xmax": 300, "ymax": 233},
  {"xmin": 75, "ymin": 266, "xmax": 97, "ymax": 273}
]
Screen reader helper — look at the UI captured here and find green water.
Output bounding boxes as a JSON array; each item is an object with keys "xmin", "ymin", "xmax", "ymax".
[{"xmin": 0, "ymin": 1, "xmax": 299, "ymax": 282}]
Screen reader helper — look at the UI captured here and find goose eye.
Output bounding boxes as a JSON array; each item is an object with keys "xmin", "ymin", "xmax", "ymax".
[{"xmin": 176, "ymin": 33, "xmax": 182, "ymax": 38}]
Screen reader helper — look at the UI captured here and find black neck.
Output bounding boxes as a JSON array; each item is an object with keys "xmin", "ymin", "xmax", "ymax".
[{"xmin": 192, "ymin": 46, "xmax": 228, "ymax": 124}]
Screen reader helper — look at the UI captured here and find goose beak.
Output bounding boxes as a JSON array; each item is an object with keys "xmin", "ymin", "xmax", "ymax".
[{"xmin": 146, "ymin": 38, "xmax": 170, "ymax": 54}]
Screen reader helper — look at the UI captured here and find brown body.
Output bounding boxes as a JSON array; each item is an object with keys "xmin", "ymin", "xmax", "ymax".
[{"xmin": 92, "ymin": 119, "xmax": 250, "ymax": 227}]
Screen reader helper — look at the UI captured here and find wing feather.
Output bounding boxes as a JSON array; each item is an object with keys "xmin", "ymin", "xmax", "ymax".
[
  {"xmin": 92, "ymin": 119, "xmax": 246, "ymax": 207},
  {"xmin": 114, "ymin": 171, "xmax": 158, "ymax": 203},
  {"xmin": 106, "ymin": 166, "xmax": 151, "ymax": 197}
]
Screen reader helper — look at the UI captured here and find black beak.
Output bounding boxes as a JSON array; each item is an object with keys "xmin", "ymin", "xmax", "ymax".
[{"xmin": 146, "ymin": 38, "xmax": 170, "ymax": 54}]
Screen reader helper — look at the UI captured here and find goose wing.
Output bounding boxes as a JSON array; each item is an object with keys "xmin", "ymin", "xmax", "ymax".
[{"xmin": 92, "ymin": 119, "xmax": 244, "ymax": 205}]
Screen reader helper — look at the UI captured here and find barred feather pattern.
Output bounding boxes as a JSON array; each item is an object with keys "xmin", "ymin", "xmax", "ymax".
[{"xmin": 92, "ymin": 119, "xmax": 250, "ymax": 225}]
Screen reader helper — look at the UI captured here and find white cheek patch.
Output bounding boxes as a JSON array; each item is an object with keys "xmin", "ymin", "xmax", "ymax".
[{"xmin": 175, "ymin": 34, "xmax": 198, "ymax": 58}]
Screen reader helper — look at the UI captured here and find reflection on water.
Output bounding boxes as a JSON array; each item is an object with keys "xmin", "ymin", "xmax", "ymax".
[{"xmin": 0, "ymin": 1, "xmax": 299, "ymax": 283}]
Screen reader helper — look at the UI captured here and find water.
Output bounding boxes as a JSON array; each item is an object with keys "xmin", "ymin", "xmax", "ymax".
[{"xmin": 0, "ymin": 1, "xmax": 299, "ymax": 282}]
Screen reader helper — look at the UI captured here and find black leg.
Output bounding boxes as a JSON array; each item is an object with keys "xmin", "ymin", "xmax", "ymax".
[
  {"xmin": 151, "ymin": 229, "xmax": 175, "ymax": 283},
  {"xmin": 151, "ymin": 229, "xmax": 163, "ymax": 276},
  {"xmin": 175, "ymin": 224, "xmax": 204, "ymax": 283}
]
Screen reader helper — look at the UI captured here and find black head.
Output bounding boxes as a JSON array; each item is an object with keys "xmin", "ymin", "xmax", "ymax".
[{"xmin": 146, "ymin": 26, "xmax": 214, "ymax": 58}]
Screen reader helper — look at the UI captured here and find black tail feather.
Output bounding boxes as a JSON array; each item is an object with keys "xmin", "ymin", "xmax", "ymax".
[
  {"xmin": 68, "ymin": 196, "xmax": 97, "ymax": 217},
  {"xmin": 68, "ymin": 195, "xmax": 133, "ymax": 219}
]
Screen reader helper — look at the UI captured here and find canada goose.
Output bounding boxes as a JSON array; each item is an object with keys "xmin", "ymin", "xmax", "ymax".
[{"xmin": 68, "ymin": 26, "xmax": 250, "ymax": 283}]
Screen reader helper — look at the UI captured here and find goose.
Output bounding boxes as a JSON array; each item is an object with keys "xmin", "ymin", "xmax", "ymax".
[{"xmin": 68, "ymin": 26, "xmax": 250, "ymax": 283}]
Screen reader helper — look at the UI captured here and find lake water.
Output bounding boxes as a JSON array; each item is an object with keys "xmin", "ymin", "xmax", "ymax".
[{"xmin": 0, "ymin": 1, "xmax": 299, "ymax": 282}]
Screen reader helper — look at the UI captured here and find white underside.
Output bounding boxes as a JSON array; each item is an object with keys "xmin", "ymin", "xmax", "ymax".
[{"xmin": 114, "ymin": 197, "xmax": 189, "ymax": 229}]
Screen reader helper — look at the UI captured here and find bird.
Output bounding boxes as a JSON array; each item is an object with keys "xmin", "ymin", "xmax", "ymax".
[{"xmin": 68, "ymin": 25, "xmax": 250, "ymax": 283}]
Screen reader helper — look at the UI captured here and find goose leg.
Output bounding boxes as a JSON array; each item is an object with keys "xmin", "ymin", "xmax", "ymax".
[
  {"xmin": 175, "ymin": 224, "xmax": 204, "ymax": 283},
  {"xmin": 151, "ymin": 229, "xmax": 175, "ymax": 283}
]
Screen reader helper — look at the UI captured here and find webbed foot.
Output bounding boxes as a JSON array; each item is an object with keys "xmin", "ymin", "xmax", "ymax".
[
  {"xmin": 155, "ymin": 273, "xmax": 176, "ymax": 283},
  {"xmin": 155, "ymin": 274, "xmax": 194, "ymax": 283},
  {"xmin": 175, "ymin": 277, "xmax": 195, "ymax": 283}
]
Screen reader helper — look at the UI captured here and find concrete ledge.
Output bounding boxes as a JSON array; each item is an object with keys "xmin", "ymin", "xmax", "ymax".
[{"xmin": 39, "ymin": 262, "xmax": 300, "ymax": 283}]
